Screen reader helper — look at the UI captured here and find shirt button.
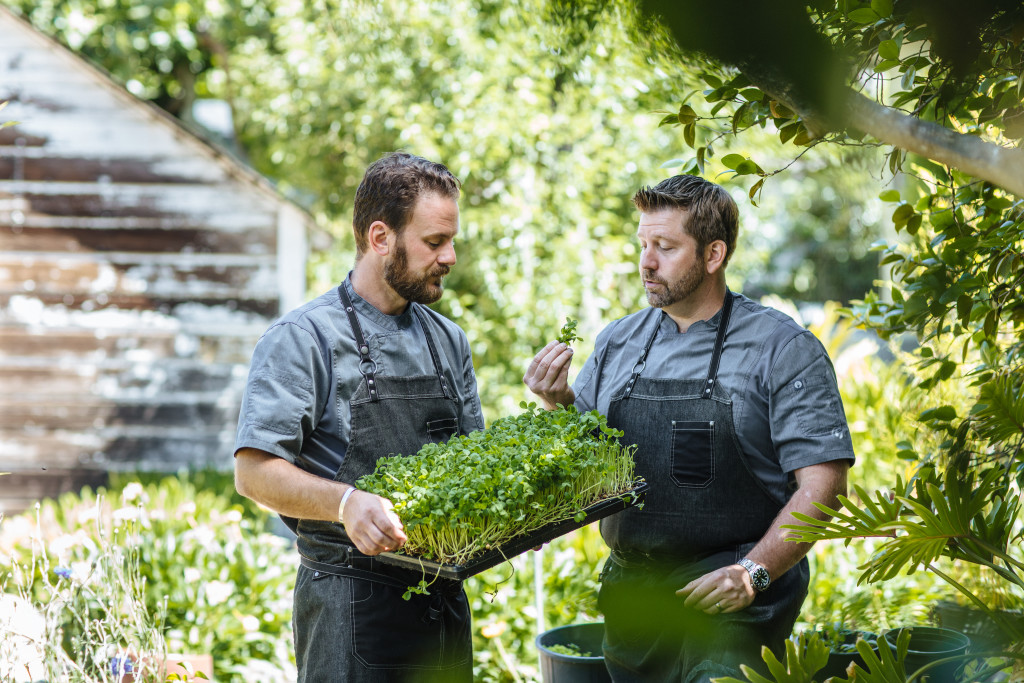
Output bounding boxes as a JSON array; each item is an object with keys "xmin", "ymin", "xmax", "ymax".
[{"xmin": 794, "ymin": 380, "xmax": 804, "ymax": 389}]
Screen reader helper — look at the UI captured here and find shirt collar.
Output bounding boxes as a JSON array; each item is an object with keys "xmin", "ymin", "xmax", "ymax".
[{"xmin": 341, "ymin": 273, "xmax": 417, "ymax": 332}]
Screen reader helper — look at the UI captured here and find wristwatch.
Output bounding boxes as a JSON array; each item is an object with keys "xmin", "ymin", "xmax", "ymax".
[{"xmin": 738, "ymin": 558, "xmax": 771, "ymax": 592}]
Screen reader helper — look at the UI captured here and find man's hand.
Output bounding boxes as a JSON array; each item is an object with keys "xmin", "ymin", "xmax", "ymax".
[
  {"xmin": 341, "ymin": 490, "xmax": 408, "ymax": 556},
  {"xmin": 675, "ymin": 564, "xmax": 755, "ymax": 615},
  {"xmin": 524, "ymin": 341, "xmax": 576, "ymax": 410}
]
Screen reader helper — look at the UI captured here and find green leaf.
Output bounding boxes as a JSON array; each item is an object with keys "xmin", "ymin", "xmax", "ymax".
[
  {"xmin": 901, "ymin": 66, "xmax": 917, "ymax": 90},
  {"xmin": 891, "ymin": 203, "xmax": 914, "ymax": 224},
  {"xmin": 660, "ymin": 158, "xmax": 686, "ymax": 168},
  {"xmin": 677, "ymin": 103, "xmax": 697, "ymax": 125},
  {"xmin": 684, "ymin": 121, "xmax": 696, "ymax": 148},
  {"xmin": 919, "ymin": 405, "xmax": 957, "ymax": 422},
  {"xmin": 721, "ymin": 153, "xmax": 746, "ymax": 169},
  {"xmin": 848, "ymin": 7, "xmax": 881, "ymax": 23},
  {"xmin": 879, "ymin": 189, "xmax": 901, "ymax": 202},
  {"xmin": 877, "ymin": 39, "xmax": 900, "ymax": 60},
  {"xmin": 748, "ymin": 178, "xmax": 765, "ymax": 206},
  {"xmin": 871, "ymin": 0, "xmax": 894, "ymax": 17},
  {"xmin": 735, "ymin": 159, "xmax": 760, "ymax": 176}
]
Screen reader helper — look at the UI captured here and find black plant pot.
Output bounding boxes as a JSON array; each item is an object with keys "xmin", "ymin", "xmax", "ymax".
[
  {"xmin": 882, "ymin": 626, "xmax": 971, "ymax": 683},
  {"xmin": 931, "ymin": 600, "xmax": 1020, "ymax": 651},
  {"xmin": 536, "ymin": 622, "xmax": 611, "ymax": 683},
  {"xmin": 817, "ymin": 630, "xmax": 876, "ymax": 681}
]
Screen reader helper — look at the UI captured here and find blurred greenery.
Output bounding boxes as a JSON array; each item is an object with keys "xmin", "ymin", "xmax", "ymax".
[{"xmin": 3, "ymin": 0, "xmax": 887, "ymax": 421}]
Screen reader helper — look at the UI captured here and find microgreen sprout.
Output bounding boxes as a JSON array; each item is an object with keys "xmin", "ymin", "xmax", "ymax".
[
  {"xmin": 358, "ymin": 403, "xmax": 637, "ymax": 566},
  {"xmin": 557, "ymin": 318, "xmax": 581, "ymax": 346}
]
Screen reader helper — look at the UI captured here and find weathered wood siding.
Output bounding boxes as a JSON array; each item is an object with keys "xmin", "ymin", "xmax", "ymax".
[{"xmin": 0, "ymin": 7, "xmax": 309, "ymax": 514}]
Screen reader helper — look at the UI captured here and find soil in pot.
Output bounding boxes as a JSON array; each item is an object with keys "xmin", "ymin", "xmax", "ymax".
[{"xmin": 536, "ymin": 622, "xmax": 610, "ymax": 683}]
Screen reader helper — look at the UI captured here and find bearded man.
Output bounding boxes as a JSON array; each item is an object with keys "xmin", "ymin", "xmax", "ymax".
[
  {"xmin": 525, "ymin": 174, "xmax": 854, "ymax": 682},
  {"xmin": 234, "ymin": 152, "xmax": 484, "ymax": 683}
]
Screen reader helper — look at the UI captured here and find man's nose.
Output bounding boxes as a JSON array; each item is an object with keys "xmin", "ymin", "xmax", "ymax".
[
  {"xmin": 438, "ymin": 242, "xmax": 457, "ymax": 266},
  {"xmin": 639, "ymin": 248, "xmax": 656, "ymax": 271}
]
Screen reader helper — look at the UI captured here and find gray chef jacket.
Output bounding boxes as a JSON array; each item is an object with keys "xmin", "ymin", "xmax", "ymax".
[
  {"xmin": 573, "ymin": 293, "xmax": 855, "ymax": 504},
  {"xmin": 234, "ymin": 277, "xmax": 485, "ymax": 479}
]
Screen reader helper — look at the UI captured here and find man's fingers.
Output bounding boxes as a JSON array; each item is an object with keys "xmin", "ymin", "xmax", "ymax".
[{"xmin": 524, "ymin": 341, "xmax": 560, "ymax": 380}]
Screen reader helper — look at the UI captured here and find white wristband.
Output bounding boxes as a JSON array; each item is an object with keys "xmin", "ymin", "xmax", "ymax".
[{"xmin": 338, "ymin": 486, "xmax": 356, "ymax": 524}]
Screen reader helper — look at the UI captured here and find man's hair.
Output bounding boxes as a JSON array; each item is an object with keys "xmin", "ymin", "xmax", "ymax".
[
  {"xmin": 632, "ymin": 174, "xmax": 739, "ymax": 265},
  {"xmin": 353, "ymin": 152, "xmax": 461, "ymax": 256}
]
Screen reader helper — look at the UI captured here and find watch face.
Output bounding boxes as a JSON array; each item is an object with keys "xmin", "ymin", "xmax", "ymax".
[{"xmin": 751, "ymin": 567, "xmax": 770, "ymax": 591}]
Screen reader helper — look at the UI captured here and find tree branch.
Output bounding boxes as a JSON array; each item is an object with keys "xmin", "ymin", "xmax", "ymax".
[
  {"xmin": 743, "ymin": 64, "xmax": 1024, "ymax": 198},
  {"xmin": 846, "ymin": 93, "xmax": 1024, "ymax": 198}
]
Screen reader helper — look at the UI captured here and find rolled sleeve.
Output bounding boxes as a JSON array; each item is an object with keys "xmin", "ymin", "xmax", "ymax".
[
  {"xmin": 234, "ymin": 322, "xmax": 328, "ymax": 463},
  {"xmin": 769, "ymin": 333, "xmax": 856, "ymax": 473}
]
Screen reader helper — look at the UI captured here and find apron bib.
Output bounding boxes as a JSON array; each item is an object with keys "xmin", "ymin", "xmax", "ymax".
[
  {"xmin": 293, "ymin": 286, "xmax": 472, "ymax": 683},
  {"xmin": 597, "ymin": 293, "xmax": 809, "ymax": 682}
]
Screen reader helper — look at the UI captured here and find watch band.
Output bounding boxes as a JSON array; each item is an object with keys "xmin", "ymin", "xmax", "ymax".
[{"xmin": 739, "ymin": 558, "xmax": 771, "ymax": 592}]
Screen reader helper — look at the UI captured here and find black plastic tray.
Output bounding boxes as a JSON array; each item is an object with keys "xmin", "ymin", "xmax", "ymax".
[{"xmin": 376, "ymin": 480, "xmax": 647, "ymax": 580}]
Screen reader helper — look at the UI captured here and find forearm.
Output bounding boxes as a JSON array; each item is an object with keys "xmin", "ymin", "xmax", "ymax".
[
  {"xmin": 234, "ymin": 447, "xmax": 349, "ymax": 522},
  {"xmin": 745, "ymin": 460, "xmax": 849, "ymax": 579}
]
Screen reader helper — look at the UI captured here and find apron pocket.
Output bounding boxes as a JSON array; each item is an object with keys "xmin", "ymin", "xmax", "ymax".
[
  {"xmin": 671, "ymin": 420, "xmax": 715, "ymax": 488},
  {"xmin": 350, "ymin": 578, "xmax": 471, "ymax": 671},
  {"xmin": 426, "ymin": 417, "xmax": 459, "ymax": 443}
]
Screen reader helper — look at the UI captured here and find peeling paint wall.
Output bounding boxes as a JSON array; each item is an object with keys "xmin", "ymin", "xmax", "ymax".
[{"xmin": 0, "ymin": 9, "xmax": 309, "ymax": 514}]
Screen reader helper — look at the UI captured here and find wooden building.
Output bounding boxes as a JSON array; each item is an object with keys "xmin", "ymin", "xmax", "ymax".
[{"xmin": 0, "ymin": 6, "xmax": 311, "ymax": 514}]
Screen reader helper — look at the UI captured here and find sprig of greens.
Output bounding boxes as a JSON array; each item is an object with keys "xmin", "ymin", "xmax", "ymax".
[
  {"xmin": 557, "ymin": 318, "xmax": 581, "ymax": 345},
  {"xmin": 358, "ymin": 403, "xmax": 636, "ymax": 566}
]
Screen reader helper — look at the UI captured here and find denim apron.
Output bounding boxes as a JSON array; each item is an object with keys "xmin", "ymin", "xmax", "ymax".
[
  {"xmin": 292, "ymin": 286, "xmax": 473, "ymax": 683},
  {"xmin": 597, "ymin": 293, "xmax": 809, "ymax": 683}
]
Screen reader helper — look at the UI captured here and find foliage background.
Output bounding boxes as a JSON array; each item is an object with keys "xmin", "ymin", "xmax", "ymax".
[{"xmin": 3, "ymin": 0, "xmax": 886, "ymax": 420}]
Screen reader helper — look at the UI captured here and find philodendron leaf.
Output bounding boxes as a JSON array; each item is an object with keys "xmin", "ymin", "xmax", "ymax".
[{"xmin": 712, "ymin": 634, "xmax": 828, "ymax": 683}]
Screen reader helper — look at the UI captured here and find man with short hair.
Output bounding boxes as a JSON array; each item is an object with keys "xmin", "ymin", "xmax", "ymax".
[
  {"xmin": 235, "ymin": 152, "xmax": 483, "ymax": 682},
  {"xmin": 525, "ymin": 174, "xmax": 854, "ymax": 682}
]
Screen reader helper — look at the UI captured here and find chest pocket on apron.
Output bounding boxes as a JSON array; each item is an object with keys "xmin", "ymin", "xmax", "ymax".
[{"xmin": 671, "ymin": 419, "xmax": 715, "ymax": 487}]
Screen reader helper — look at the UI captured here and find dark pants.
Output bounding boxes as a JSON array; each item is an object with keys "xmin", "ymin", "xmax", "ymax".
[
  {"xmin": 293, "ymin": 559, "xmax": 473, "ymax": 683},
  {"xmin": 598, "ymin": 552, "xmax": 809, "ymax": 683}
]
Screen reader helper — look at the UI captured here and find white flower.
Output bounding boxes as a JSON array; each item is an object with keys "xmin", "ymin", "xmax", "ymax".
[
  {"xmin": 121, "ymin": 482, "xmax": 145, "ymax": 503},
  {"xmin": 183, "ymin": 568, "xmax": 202, "ymax": 584},
  {"xmin": 112, "ymin": 506, "xmax": 140, "ymax": 523},
  {"xmin": 203, "ymin": 580, "xmax": 234, "ymax": 606},
  {"xmin": 223, "ymin": 509, "xmax": 242, "ymax": 524}
]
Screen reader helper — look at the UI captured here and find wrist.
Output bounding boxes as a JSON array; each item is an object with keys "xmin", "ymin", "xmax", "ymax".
[
  {"xmin": 337, "ymin": 486, "xmax": 356, "ymax": 524},
  {"xmin": 738, "ymin": 558, "xmax": 771, "ymax": 592}
]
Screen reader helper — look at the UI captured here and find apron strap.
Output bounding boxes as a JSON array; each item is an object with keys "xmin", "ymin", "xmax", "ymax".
[
  {"xmin": 702, "ymin": 290, "xmax": 734, "ymax": 400},
  {"xmin": 300, "ymin": 554, "xmax": 410, "ymax": 589},
  {"xmin": 623, "ymin": 309, "xmax": 663, "ymax": 399},
  {"xmin": 412, "ymin": 307, "xmax": 453, "ymax": 400},
  {"xmin": 337, "ymin": 284, "xmax": 452, "ymax": 402},
  {"xmin": 338, "ymin": 284, "xmax": 380, "ymax": 402}
]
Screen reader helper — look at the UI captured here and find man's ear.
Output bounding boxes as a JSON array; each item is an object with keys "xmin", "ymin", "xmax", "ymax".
[
  {"xmin": 367, "ymin": 221, "xmax": 393, "ymax": 256},
  {"xmin": 705, "ymin": 240, "xmax": 728, "ymax": 274}
]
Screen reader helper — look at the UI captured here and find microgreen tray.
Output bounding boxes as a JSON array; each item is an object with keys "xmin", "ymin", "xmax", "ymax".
[{"xmin": 376, "ymin": 480, "xmax": 648, "ymax": 580}]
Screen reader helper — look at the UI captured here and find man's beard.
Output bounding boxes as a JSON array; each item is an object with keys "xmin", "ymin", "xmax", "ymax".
[
  {"xmin": 643, "ymin": 256, "xmax": 705, "ymax": 309},
  {"xmin": 384, "ymin": 239, "xmax": 450, "ymax": 305}
]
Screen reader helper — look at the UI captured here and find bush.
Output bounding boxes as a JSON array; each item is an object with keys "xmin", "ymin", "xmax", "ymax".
[{"xmin": 0, "ymin": 472, "xmax": 297, "ymax": 682}]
